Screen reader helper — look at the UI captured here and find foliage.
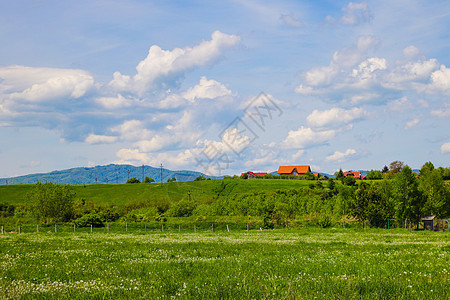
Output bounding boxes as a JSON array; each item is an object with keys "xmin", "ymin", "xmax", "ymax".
[
  {"xmin": 167, "ymin": 177, "xmax": 177, "ymax": 183},
  {"xmin": 167, "ymin": 199, "xmax": 197, "ymax": 217},
  {"xmin": 126, "ymin": 177, "xmax": 140, "ymax": 184},
  {"xmin": 366, "ymin": 170, "xmax": 383, "ymax": 180},
  {"xmin": 73, "ymin": 213, "xmax": 104, "ymax": 227},
  {"xmin": 0, "ymin": 203, "xmax": 15, "ymax": 217},
  {"xmin": 194, "ymin": 175, "xmax": 207, "ymax": 181},
  {"xmin": 27, "ymin": 182, "xmax": 75, "ymax": 223},
  {"xmin": 144, "ymin": 176, "xmax": 155, "ymax": 183},
  {"xmin": 389, "ymin": 160, "xmax": 404, "ymax": 174},
  {"xmin": 317, "ymin": 214, "xmax": 332, "ymax": 228}
]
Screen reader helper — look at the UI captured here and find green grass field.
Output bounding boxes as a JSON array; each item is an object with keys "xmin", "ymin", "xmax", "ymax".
[
  {"xmin": 0, "ymin": 228, "xmax": 449, "ymax": 299},
  {"xmin": 0, "ymin": 179, "xmax": 312, "ymax": 206}
]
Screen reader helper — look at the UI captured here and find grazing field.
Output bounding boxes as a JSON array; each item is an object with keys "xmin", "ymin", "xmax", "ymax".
[{"xmin": 0, "ymin": 229, "xmax": 449, "ymax": 299}]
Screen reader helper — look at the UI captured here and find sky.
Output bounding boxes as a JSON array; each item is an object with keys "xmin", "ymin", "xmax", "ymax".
[{"xmin": 0, "ymin": 0, "xmax": 449, "ymax": 178}]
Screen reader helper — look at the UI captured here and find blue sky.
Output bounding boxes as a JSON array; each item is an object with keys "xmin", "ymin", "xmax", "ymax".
[{"xmin": 0, "ymin": 0, "xmax": 449, "ymax": 177}]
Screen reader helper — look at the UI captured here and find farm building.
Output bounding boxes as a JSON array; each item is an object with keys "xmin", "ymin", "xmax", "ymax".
[
  {"xmin": 343, "ymin": 170, "xmax": 361, "ymax": 179},
  {"xmin": 241, "ymin": 171, "xmax": 267, "ymax": 179},
  {"xmin": 277, "ymin": 165, "xmax": 311, "ymax": 175}
]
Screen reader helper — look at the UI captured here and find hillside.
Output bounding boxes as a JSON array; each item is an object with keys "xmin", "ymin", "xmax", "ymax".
[
  {"xmin": 0, "ymin": 178, "xmax": 312, "ymax": 206},
  {"xmin": 0, "ymin": 164, "xmax": 220, "ymax": 185}
]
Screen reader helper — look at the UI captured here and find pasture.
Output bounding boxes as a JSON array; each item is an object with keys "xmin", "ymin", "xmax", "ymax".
[{"xmin": 1, "ymin": 228, "xmax": 449, "ymax": 299}]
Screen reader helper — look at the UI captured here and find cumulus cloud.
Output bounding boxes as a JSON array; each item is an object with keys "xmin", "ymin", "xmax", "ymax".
[
  {"xmin": 0, "ymin": 66, "xmax": 94, "ymax": 102},
  {"xmin": 404, "ymin": 118, "xmax": 420, "ymax": 130},
  {"xmin": 115, "ymin": 148, "xmax": 149, "ymax": 163},
  {"xmin": 387, "ymin": 97, "xmax": 413, "ymax": 112},
  {"xmin": 85, "ymin": 134, "xmax": 118, "ymax": 145},
  {"xmin": 427, "ymin": 65, "xmax": 450, "ymax": 95},
  {"xmin": 94, "ymin": 94, "xmax": 134, "ymax": 109},
  {"xmin": 306, "ymin": 107, "xmax": 366, "ymax": 128},
  {"xmin": 111, "ymin": 120, "xmax": 153, "ymax": 141},
  {"xmin": 109, "ymin": 31, "xmax": 240, "ymax": 95},
  {"xmin": 183, "ymin": 76, "xmax": 232, "ymax": 101},
  {"xmin": 441, "ymin": 142, "xmax": 450, "ymax": 154},
  {"xmin": 402, "ymin": 45, "xmax": 420, "ymax": 60},
  {"xmin": 338, "ymin": 2, "xmax": 372, "ymax": 25},
  {"xmin": 325, "ymin": 148, "xmax": 357, "ymax": 163},
  {"xmin": 281, "ymin": 126, "xmax": 336, "ymax": 149},
  {"xmin": 431, "ymin": 107, "xmax": 450, "ymax": 117}
]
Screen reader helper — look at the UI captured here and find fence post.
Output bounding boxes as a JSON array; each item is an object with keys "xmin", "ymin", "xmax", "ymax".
[
  {"xmin": 194, "ymin": 225, "xmax": 196, "ymax": 232},
  {"xmin": 247, "ymin": 223, "xmax": 249, "ymax": 231},
  {"xmin": 387, "ymin": 218, "xmax": 390, "ymax": 229},
  {"xmin": 1, "ymin": 226, "xmax": 3, "ymax": 234},
  {"xmin": 227, "ymin": 224, "xmax": 229, "ymax": 232},
  {"xmin": 37, "ymin": 224, "xmax": 39, "ymax": 233},
  {"xmin": 107, "ymin": 223, "xmax": 109, "ymax": 233},
  {"xmin": 162, "ymin": 224, "xmax": 164, "ymax": 232},
  {"xmin": 55, "ymin": 224, "xmax": 57, "ymax": 233},
  {"xmin": 18, "ymin": 226, "xmax": 20, "ymax": 234},
  {"xmin": 179, "ymin": 225, "xmax": 181, "ymax": 232},
  {"xmin": 126, "ymin": 223, "xmax": 128, "ymax": 232},
  {"xmin": 90, "ymin": 224, "xmax": 93, "ymax": 233}
]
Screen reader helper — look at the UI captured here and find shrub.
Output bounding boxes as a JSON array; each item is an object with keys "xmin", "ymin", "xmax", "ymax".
[
  {"xmin": 126, "ymin": 177, "xmax": 140, "ymax": 183},
  {"xmin": 74, "ymin": 213, "xmax": 104, "ymax": 227},
  {"xmin": 317, "ymin": 215, "xmax": 332, "ymax": 228}
]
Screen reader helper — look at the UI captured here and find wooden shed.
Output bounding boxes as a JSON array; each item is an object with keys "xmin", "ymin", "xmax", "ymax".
[{"xmin": 422, "ymin": 215, "xmax": 436, "ymax": 231}]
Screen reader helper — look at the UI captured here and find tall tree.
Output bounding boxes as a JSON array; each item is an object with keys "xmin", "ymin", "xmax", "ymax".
[
  {"xmin": 389, "ymin": 161, "xmax": 404, "ymax": 174},
  {"xmin": 418, "ymin": 162, "xmax": 450, "ymax": 218},
  {"xmin": 392, "ymin": 165, "xmax": 424, "ymax": 227}
]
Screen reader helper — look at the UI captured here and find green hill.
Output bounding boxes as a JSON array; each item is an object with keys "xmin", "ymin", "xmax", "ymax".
[{"xmin": 0, "ymin": 179, "xmax": 311, "ymax": 207}]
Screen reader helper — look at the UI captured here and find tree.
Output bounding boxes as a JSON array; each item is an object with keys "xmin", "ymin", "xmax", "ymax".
[
  {"xmin": 335, "ymin": 169, "xmax": 344, "ymax": 180},
  {"xmin": 418, "ymin": 162, "xmax": 450, "ymax": 218},
  {"xmin": 367, "ymin": 170, "xmax": 383, "ymax": 180},
  {"xmin": 144, "ymin": 176, "xmax": 155, "ymax": 183},
  {"xmin": 126, "ymin": 177, "xmax": 140, "ymax": 183},
  {"xmin": 389, "ymin": 161, "xmax": 404, "ymax": 174},
  {"xmin": 381, "ymin": 165, "xmax": 389, "ymax": 173},
  {"xmin": 392, "ymin": 165, "xmax": 425, "ymax": 227},
  {"xmin": 167, "ymin": 177, "xmax": 176, "ymax": 183},
  {"xmin": 194, "ymin": 175, "xmax": 206, "ymax": 181},
  {"xmin": 28, "ymin": 182, "xmax": 75, "ymax": 223}
]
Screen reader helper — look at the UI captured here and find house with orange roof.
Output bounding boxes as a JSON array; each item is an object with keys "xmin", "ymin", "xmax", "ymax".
[
  {"xmin": 277, "ymin": 165, "xmax": 311, "ymax": 175},
  {"xmin": 343, "ymin": 170, "xmax": 361, "ymax": 179}
]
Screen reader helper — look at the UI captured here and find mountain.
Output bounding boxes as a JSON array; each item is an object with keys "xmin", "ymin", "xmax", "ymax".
[{"xmin": 0, "ymin": 164, "xmax": 221, "ymax": 185}]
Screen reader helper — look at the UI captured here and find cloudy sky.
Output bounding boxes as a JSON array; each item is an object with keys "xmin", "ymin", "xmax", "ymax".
[{"xmin": 0, "ymin": 0, "xmax": 449, "ymax": 177}]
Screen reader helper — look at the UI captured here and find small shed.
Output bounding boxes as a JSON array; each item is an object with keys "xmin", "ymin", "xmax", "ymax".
[{"xmin": 422, "ymin": 215, "xmax": 436, "ymax": 231}]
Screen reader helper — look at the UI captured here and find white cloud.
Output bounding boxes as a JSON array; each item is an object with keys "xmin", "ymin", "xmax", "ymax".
[
  {"xmin": 95, "ymin": 94, "xmax": 134, "ymax": 109},
  {"xmin": 291, "ymin": 150, "xmax": 305, "ymax": 160},
  {"xmin": 325, "ymin": 148, "xmax": 357, "ymax": 163},
  {"xmin": 387, "ymin": 97, "xmax": 413, "ymax": 112},
  {"xmin": 109, "ymin": 31, "xmax": 240, "ymax": 94},
  {"xmin": 280, "ymin": 14, "xmax": 302, "ymax": 27},
  {"xmin": 404, "ymin": 118, "xmax": 420, "ymax": 130},
  {"xmin": 85, "ymin": 134, "xmax": 118, "ymax": 145},
  {"xmin": 352, "ymin": 57, "xmax": 387, "ymax": 80},
  {"xmin": 281, "ymin": 126, "xmax": 336, "ymax": 149},
  {"xmin": 306, "ymin": 107, "xmax": 366, "ymax": 128},
  {"xmin": 0, "ymin": 66, "xmax": 94, "ymax": 102},
  {"xmin": 427, "ymin": 65, "xmax": 450, "ymax": 95},
  {"xmin": 402, "ymin": 45, "xmax": 420, "ymax": 60},
  {"xmin": 183, "ymin": 76, "xmax": 232, "ymax": 101},
  {"xmin": 386, "ymin": 59, "xmax": 439, "ymax": 85},
  {"xmin": 431, "ymin": 107, "xmax": 450, "ymax": 117},
  {"xmin": 441, "ymin": 142, "xmax": 450, "ymax": 154},
  {"xmin": 339, "ymin": 2, "xmax": 371, "ymax": 25},
  {"xmin": 115, "ymin": 148, "xmax": 149, "ymax": 163},
  {"xmin": 112, "ymin": 120, "xmax": 153, "ymax": 141}
]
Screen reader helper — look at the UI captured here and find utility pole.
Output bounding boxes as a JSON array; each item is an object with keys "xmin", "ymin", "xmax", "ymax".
[
  {"xmin": 127, "ymin": 170, "xmax": 130, "ymax": 180},
  {"xmin": 106, "ymin": 178, "xmax": 108, "ymax": 184},
  {"xmin": 95, "ymin": 177, "xmax": 97, "ymax": 184},
  {"xmin": 5, "ymin": 179, "xmax": 7, "ymax": 185},
  {"xmin": 116, "ymin": 173, "xmax": 118, "ymax": 184},
  {"xmin": 142, "ymin": 165, "xmax": 145, "ymax": 182},
  {"xmin": 160, "ymin": 163, "xmax": 163, "ymax": 185},
  {"xmin": 188, "ymin": 190, "xmax": 191, "ymax": 201}
]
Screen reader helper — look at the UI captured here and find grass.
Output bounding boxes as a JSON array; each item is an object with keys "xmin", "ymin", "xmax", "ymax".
[
  {"xmin": 0, "ymin": 179, "xmax": 312, "ymax": 206},
  {"xmin": 0, "ymin": 228, "xmax": 449, "ymax": 299}
]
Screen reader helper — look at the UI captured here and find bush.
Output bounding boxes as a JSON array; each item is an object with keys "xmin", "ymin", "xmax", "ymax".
[
  {"xmin": 317, "ymin": 215, "xmax": 332, "ymax": 228},
  {"xmin": 144, "ymin": 176, "xmax": 155, "ymax": 183},
  {"xmin": 126, "ymin": 177, "xmax": 140, "ymax": 183},
  {"xmin": 74, "ymin": 213, "xmax": 104, "ymax": 227},
  {"xmin": 167, "ymin": 200, "xmax": 197, "ymax": 217}
]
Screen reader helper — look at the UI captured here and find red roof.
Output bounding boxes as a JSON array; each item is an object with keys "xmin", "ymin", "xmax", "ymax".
[
  {"xmin": 242, "ymin": 171, "xmax": 267, "ymax": 177},
  {"xmin": 277, "ymin": 165, "xmax": 311, "ymax": 174},
  {"xmin": 343, "ymin": 171, "xmax": 361, "ymax": 178}
]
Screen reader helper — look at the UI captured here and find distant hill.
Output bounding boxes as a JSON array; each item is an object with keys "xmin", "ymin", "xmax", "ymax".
[{"xmin": 0, "ymin": 164, "xmax": 221, "ymax": 185}]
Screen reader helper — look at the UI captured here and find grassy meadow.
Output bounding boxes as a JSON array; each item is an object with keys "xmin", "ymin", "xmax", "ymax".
[
  {"xmin": 0, "ymin": 228, "xmax": 449, "ymax": 299},
  {"xmin": 0, "ymin": 179, "xmax": 311, "ymax": 206}
]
